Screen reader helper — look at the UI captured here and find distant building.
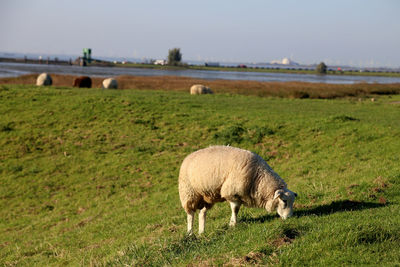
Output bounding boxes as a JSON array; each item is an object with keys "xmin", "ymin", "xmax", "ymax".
[
  {"xmin": 154, "ymin": 59, "xmax": 167, "ymax": 65},
  {"xmin": 270, "ymin": 57, "xmax": 299, "ymax": 66}
]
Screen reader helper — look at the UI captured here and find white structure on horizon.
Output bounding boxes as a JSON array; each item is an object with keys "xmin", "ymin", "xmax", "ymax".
[
  {"xmin": 270, "ymin": 57, "xmax": 299, "ymax": 65},
  {"xmin": 154, "ymin": 59, "xmax": 167, "ymax": 65}
]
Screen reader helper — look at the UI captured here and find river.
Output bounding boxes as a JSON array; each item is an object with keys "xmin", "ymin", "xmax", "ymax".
[{"xmin": 1, "ymin": 62, "xmax": 400, "ymax": 84}]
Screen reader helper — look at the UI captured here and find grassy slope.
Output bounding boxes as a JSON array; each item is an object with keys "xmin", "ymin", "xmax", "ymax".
[{"xmin": 0, "ymin": 84, "xmax": 399, "ymax": 266}]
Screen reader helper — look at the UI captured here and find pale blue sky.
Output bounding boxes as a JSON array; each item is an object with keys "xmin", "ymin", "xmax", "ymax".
[{"xmin": 1, "ymin": 0, "xmax": 399, "ymax": 67}]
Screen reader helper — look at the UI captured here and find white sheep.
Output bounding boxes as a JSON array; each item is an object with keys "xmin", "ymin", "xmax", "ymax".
[
  {"xmin": 190, "ymin": 84, "xmax": 213, "ymax": 95},
  {"xmin": 179, "ymin": 145, "xmax": 297, "ymax": 235},
  {"xmin": 36, "ymin": 73, "xmax": 52, "ymax": 86},
  {"xmin": 102, "ymin": 78, "xmax": 118, "ymax": 89}
]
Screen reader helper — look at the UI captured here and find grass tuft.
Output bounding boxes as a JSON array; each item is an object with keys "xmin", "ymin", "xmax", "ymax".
[
  {"xmin": 330, "ymin": 115, "xmax": 360, "ymax": 122},
  {"xmin": 213, "ymin": 124, "xmax": 245, "ymax": 144}
]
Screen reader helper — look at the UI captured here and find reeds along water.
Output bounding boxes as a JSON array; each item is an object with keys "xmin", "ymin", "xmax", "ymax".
[{"xmin": 1, "ymin": 74, "xmax": 400, "ymax": 99}]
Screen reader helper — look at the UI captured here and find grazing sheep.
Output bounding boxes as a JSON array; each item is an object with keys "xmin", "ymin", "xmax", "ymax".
[
  {"xmin": 179, "ymin": 145, "xmax": 297, "ymax": 235},
  {"xmin": 36, "ymin": 73, "xmax": 52, "ymax": 86},
  {"xmin": 102, "ymin": 78, "xmax": 118, "ymax": 89},
  {"xmin": 190, "ymin": 84, "xmax": 213, "ymax": 95},
  {"xmin": 73, "ymin": 76, "xmax": 92, "ymax": 88}
]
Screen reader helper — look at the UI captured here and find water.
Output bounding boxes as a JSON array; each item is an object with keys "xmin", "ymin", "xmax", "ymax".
[{"xmin": 1, "ymin": 62, "xmax": 400, "ymax": 84}]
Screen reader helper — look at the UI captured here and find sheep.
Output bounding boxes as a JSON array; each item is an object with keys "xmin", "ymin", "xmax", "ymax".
[
  {"xmin": 36, "ymin": 73, "xmax": 52, "ymax": 86},
  {"xmin": 178, "ymin": 145, "xmax": 297, "ymax": 235},
  {"xmin": 102, "ymin": 78, "xmax": 118, "ymax": 89},
  {"xmin": 190, "ymin": 84, "xmax": 213, "ymax": 95},
  {"xmin": 73, "ymin": 76, "xmax": 92, "ymax": 88}
]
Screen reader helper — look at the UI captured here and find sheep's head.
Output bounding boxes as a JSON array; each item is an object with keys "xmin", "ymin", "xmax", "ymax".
[{"xmin": 273, "ymin": 189, "xmax": 297, "ymax": 219}]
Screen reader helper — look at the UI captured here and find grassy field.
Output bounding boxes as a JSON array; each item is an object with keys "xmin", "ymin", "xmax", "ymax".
[{"xmin": 1, "ymin": 83, "xmax": 400, "ymax": 266}]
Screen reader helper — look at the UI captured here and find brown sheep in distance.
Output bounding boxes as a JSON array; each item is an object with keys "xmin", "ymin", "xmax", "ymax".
[{"xmin": 73, "ymin": 76, "xmax": 92, "ymax": 88}]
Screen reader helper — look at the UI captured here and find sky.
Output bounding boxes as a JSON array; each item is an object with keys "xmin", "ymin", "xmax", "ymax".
[{"xmin": 1, "ymin": 0, "xmax": 399, "ymax": 67}]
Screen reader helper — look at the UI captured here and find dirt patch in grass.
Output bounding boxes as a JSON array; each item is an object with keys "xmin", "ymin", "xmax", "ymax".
[
  {"xmin": 368, "ymin": 176, "xmax": 391, "ymax": 201},
  {"xmin": 224, "ymin": 251, "xmax": 266, "ymax": 266},
  {"xmin": 272, "ymin": 236, "xmax": 294, "ymax": 247},
  {"xmin": 270, "ymin": 224, "xmax": 302, "ymax": 249}
]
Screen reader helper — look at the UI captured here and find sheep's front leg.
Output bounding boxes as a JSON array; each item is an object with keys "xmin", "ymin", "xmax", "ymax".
[
  {"xmin": 199, "ymin": 207, "xmax": 207, "ymax": 234},
  {"xmin": 229, "ymin": 201, "xmax": 241, "ymax": 227},
  {"xmin": 187, "ymin": 211, "xmax": 194, "ymax": 235}
]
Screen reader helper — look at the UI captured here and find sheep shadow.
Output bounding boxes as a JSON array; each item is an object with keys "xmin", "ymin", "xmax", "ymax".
[
  {"xmin": 239, "ymin": 213, "xmax": 277, "ymax": 224},
  {"xmin": 295, "ymin": 200, "xmax": 386, "ymax": 217},
  {"xmin": 239, "ymin": 200, "xmax": 386, "ymax": 223}
]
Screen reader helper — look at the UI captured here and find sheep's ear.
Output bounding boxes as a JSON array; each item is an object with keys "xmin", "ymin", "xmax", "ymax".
[{"xmin": 273, "ymin": 189, "xmax": 284, "ymax": 200}]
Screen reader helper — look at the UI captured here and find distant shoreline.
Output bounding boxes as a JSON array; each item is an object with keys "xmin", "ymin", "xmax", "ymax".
[
  {"xmin": 0, "ymin": 57, "xmax": 113, "ymax": 67},
  {"xmin": 1, "ymin": 56, "xmax": 400, "ymax": 78},
  {"xmin": 0, "ymin": 56, "xmax": 71, "ymax": 66}
]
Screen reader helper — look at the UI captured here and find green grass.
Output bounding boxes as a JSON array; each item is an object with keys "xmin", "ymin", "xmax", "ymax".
[{"xmin": 1, "ymin": 84, "xmax": 399, "ymax": 266}]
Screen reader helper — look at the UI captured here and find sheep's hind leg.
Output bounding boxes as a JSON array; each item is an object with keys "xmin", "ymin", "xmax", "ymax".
[
  {"xmin": 199, "ymin": 207, "xmax": 207, "ymax": 234},
  {"xmin": 187, "ymin": 211, "xmax": 195, "ymax": 235},
  {"xmin": 229, "ymin": 201, "xmax": 241, "ymax": 227}
]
